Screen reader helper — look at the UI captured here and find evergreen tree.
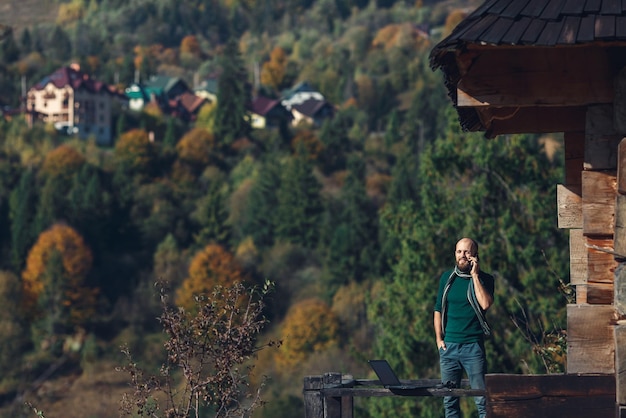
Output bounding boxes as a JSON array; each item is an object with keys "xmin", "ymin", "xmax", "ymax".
[
  {"xmin": 275, "ymin": 149, "xmax": 323, "ymax": 247},
  {"xmin": 19, "ymin": 28, "xmax": 32, "ymax": 53},
  {"xmin": 9, "ymin": 170, "xmax": 37, "ymax": 271},
  {"xmin": 191, "ymin": 181, "xmax": 231, "ymax": 247},
  {"xmin": 213, "ymin": 39, "xmax": 251, "ymax": 148},
  {"xmin": 240, "ymin": 159, "xmax": 281, "ymax": 248},
  {"xmin": 323, "ymin": 156, "xmax": 379, "ymax": 287},
  {"xmin": 33, "ymin": 175, "xmax": 67, "ymax": 239},
  {"xmin": 386, "ymin": 143, "xmax": 419, "ymax": 206},
  {"xmin": 0, "ymin": 30, "xmax": 19, "ymax": 63},
  {"xmin": 48, "ymin": 26, "xmax": 72, "ymax": 61},
  {"xmin": 0, "ymin": 271, "xmax": 29, "ymax": 376},
  {"xmin": 384, "ymin": 108, "xmax": 401, "ymax": 148},
  {"xmin": 67, "ymin": 164, "xmax": 112, "ymax": 252}
]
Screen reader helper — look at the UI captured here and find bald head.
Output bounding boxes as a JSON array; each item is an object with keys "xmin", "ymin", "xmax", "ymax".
[
  {"xmin": 456, "ymin": 238, "xmax": 478, "ymax": 255},
  {"xmin": 455, "ymin": 238, "xmax": 478, "ymax": 272}
]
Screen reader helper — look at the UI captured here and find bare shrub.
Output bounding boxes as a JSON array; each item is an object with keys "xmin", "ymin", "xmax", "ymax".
[{"xmin": 119, "ymin": 281, "xmax": 279, "ymax": 418}]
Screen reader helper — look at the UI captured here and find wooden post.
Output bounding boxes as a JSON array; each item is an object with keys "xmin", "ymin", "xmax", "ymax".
[
  {"xmin": 304, "ymin": 375, "xmax": 324, "ymax": 418},
  {"xmin": 324, "ymin": 373, "xmax": 342, "ymax": 418},
  {"xmin": 304, "ymin": 373, "xmax": 354, "ymax": 418}
]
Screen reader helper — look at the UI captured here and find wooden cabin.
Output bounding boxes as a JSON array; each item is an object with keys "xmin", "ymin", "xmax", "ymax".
[{"xmin": 428, "ymin": 1, "xmax": 626, "ymax": 416}]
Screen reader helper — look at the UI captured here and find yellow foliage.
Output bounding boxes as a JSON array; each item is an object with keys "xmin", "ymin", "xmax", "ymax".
[
  {"xmin": 142, "ymin": 101, "xmax": 164, "ymax": 119},
  {"xmin": 22, "ymin": 223, "xmax": 94, "ymax": 316},
  {"xmin": 260, "ymin": 46, "xmax": 287, "ymax": 90},
  {"xmin": 57, "ymin": 0, "xmax": 85, "ymax": 25},
  {"xmin": 276, "ymin": 298, "xmax": 339, "ymax": 367},
  {"xmin": 180, "ymin": 35, "xmax": 201, "ymax": 58},
  {"xmin": 41, "ymin": 144, "xmax": 86, "ymax": 179},
  {"xmin": 175, "ymin": 244, "xmax": 247, "ymax": 311},
  {"xmin": 195, "ymin": 102, "xmax": 217, "ymax": 132},
  {"xmin": 176, "ymin": 128, "xmax": 214, "ymax": 165},
  {"xmin": 85, "ymin": 56, "xmax": 100, "ymax": 73},
  {"xmin": 114, "ymin": 129, "xmax": 153, "ymax": 172},
  {"xmin": 372, "ymin": 23, "xmax": 430, "ymax": 51}
]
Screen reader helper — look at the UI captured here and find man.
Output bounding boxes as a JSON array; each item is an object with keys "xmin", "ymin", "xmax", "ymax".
[{"xmin": 434, "ymin": 237, "xmax": 494, "ymax": 418}]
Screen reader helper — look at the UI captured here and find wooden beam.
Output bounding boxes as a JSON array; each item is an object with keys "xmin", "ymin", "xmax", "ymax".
[
  {"xmin": 615, "ymin": 194, "xmax": 626, "ymax": 258},
  {"xmin": 567, "ymin": 304, "xmax": 616, "ymax": 374},
  {"xmin": 485, "ymin": 107, "xmax": 587, "ymax": 138},
  {"xmin": 564, "ymin": 132, "xmax": 584, "ymax": 186},
  {"xmin": 616, "ymin": 323, "xmax": 626, "ymax": 405},
  {"xmin": 619, "ymin": 138, "xmax": 626, "ymax": 194},
  {"xmin": 587, "ymin": 236, "xmax": 619, "ymax": 284},
  {"xmin": 569, "ymin": 229, "xmax": 587, "ymax": 285},
  {"xmin": 576, "ymin": 283, "xmax": 614, "ymax": 305},
  {"xmin": 615, "ymin": 263, "xmax": 626, "ymax": 317},
  {"xmin": 582, "ymin": 170, "xmax": 616, "ymax": 236},
  {"xmin": 457, "ymin": 71, "xmax": 612, "ymax": 108},
  {"xmin": 585, "ymin": 105, "xmax": 621, "ymax": 171},
  {"xmin": 615, "ymin": 66, "xmax": 626, "ymax": 134},
  {"xmin": 557, "ymin": 184, "xmax": 582, "ymax": 229},
  {"xmin": 456, "ymin": 47, "xmax": 614, "ymax": 108},
  {"xmin": 486, "ymin": 374, "xmax": 615, "ymax": 418}
]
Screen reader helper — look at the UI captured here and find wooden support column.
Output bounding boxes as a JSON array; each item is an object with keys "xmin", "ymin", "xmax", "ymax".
[
  {"xmin": 304, "ymin": 375, "xmax": 324, "ymax": 418},
  {"xmin": 565, "ymin": 105, "xmax": 620, "ymax": 376}
]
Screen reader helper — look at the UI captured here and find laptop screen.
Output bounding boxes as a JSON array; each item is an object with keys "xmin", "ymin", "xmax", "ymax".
[{"xmin": 368, "ymin": 359, "xmax": 403, "ymax": 386}]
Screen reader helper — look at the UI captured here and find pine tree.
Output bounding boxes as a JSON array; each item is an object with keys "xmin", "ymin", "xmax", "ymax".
[
  {"xmin": 240, "ymin": 159, "xmax": 281, "ymax": 248},
  {"xmin": 191, "ymin": 181, "xmax": 231, "ymax": 247},
  {"xmin": 275, "ymin": 149, "xmax": 323, "ymax": 247},
  {"xmin": 9, "ymin": 170, "xmax": 37, "ymax": 271},
  {"xmin": 33, "ymin": 175, "xmax": 67, "ymax": 239},
  {"xmin": 213, "ymin": 39, "xmax": 251, "ymax": 148},
  {"xmin": 323, "ymin": 156, "xmax": 379, "ymax": 286}
]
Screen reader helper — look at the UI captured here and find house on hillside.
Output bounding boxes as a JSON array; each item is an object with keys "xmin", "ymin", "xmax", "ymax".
[
  {"xmin": 26, "ymin": 64, "xmax": 124, "ymax": 146},
  {"xmin": 280, "ymin": 82, "xmax": 334, "ymax": 127},
  {"xmin": 169, "ymin": 92, "xmax": 208, "ymax": 122},
  {"xmin": 194, "ymin": 76, "xmax": 219, "ymax": 103},
  {"xmin": 249, "ymin": 95, "xmax": 292, "ymax": 129},
  {"xmin": 125, "ymin": 75, "xmax": 207, "ymax": 121}
]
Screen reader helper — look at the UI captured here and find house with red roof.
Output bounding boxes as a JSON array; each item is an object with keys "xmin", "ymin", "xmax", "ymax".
[
  {"xmin": 26, "ymin": 64, "xmax": 124, "ymax": 146},
  {"xmin": 250, "ymin": 95, "xmax": 292, "ymax": 129}
]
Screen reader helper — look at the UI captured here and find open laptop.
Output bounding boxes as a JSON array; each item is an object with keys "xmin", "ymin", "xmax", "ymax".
[{"xmin": 368, "ymin": 359, "xmax": 425, "ymax": 390}]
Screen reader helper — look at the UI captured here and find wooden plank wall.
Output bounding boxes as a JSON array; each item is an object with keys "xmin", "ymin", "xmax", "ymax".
[{"xmin": 558, "ymin": 104, "xmax": 619, "ymax": 376}]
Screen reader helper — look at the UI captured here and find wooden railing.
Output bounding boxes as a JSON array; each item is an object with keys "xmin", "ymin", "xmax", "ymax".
[
  {"xmin": 303, "ymin": 372, "xmax": 482, "ymax": 418},
  {"xmin": 303, "ymin": 373, "xmax": 616, "ymax": 418}
]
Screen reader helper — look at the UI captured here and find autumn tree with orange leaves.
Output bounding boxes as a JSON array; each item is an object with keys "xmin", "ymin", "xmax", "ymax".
[
  {"xmin": 173, "ymin": 127, "xmax": 215, "ymax": 182},
  {"xmin": 276, "ymin": 298, "xmax": 339, "ymax": 366},
  {"xmin": 22, "ymin": 223, "xmax": 98, "ymax": 340},
  {"xmin": 175, "ymin": 243, "xmax": 248, "ymax": 312},
  {"xmin": 41, "ymin": 144, "xmax": 86, "ymax": 180}
]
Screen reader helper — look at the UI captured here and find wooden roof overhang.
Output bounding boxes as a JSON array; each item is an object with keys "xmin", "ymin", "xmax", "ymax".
[{"xmin": 429, "ymin": 0, "xmax": 626, "ymax": 139}]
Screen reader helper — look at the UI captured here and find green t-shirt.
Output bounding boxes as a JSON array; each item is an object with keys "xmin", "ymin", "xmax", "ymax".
[{"xmin": 434, "ymin": 269, "xmax": 494, "ymax": 343}]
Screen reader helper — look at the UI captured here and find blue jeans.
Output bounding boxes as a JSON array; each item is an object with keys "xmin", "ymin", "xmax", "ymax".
[{"xmin": 438, "ymin": 341, "xmax": 487, "ymax": 418}]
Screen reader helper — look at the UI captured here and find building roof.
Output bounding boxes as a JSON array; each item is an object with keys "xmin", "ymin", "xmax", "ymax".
[
  {"xmin": 429, "ymin": 0, "xmax": 626, "ymax": 136},
  {"xmin": 291, "ymin": 97, "xmax": 333, "ymax": 118},
  {"xmin": 171, "ymin": 91, "xmax": 207, "ymax": 114},
  {"xmin": 250, "ymin": 96, "xmax": 282, "ymax": 116},
  {"xmin": 32, "ymin": 66, "xmax": 117, "ymax": 95},
  {"xmin": 432, "ymin": 0, "xmax": 626, "ymax": 63}
]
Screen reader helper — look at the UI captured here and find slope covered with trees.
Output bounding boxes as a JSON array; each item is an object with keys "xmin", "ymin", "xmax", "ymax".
[{"xmin": 0, "ymin": 0, "xmax": 570, "ymax": 416}]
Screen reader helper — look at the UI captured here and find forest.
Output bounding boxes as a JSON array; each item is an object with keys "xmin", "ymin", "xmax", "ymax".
[{"xmin": 0, "ymin": 0, "xmax": 571, "ymax": 416}]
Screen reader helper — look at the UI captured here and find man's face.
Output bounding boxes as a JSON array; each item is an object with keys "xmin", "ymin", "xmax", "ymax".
[{"xmin": 455, "ymin": 239, "xmax": 476, "ymax": 272}]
